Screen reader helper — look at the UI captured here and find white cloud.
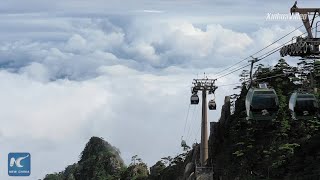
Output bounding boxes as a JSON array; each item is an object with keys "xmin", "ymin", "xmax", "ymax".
[
  {"xmin": 65, "ymin": 34, "xmax": 87, "ymax": 52},
  {"xmin": 19, "ymin": 62, "xmax": 50, "ymax": 82},
  {"xmin": 0, "ymin": 71, "xmax": 109, "ymax": 140},
  {"xmin": 252, "ymin": 25, "xmax": 303, "ymax": 48},
  {"xmin": 0, "ymin": 17, "xmax": 259, "ymax": 79},
  {"xmin": 97, "ymin": 64, "xmax": 140, "ymax": 76},
  {"xmin": 141, "ymin": 10, "xmax": 165, "ymax": 14},
  {"xmin": 164, "ymin": 23, "xmax": 253, "ymax": 57}
]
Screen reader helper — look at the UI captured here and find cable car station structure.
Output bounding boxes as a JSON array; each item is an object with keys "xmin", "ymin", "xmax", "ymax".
[{"xmin": 280, "ymin": 2, "xmax": 320, "ymax": 58}]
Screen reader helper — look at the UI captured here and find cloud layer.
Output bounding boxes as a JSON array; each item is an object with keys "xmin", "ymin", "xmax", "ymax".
[{"xmin": 0, "ymin": 17, "xmax": 257, "ymax": 81}]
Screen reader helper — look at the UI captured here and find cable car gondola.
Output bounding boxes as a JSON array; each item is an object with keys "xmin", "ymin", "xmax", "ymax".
[
  {"xmin": 245, "ymin": 87, "xmax": 279, "ymax": 120},
  {"xmin": 191, "ymin": 94, "xmax": 199, "ymax": 105},
  {"xmin": 289, "ymin": 92, "xmax": 319, "ymax": 120},
  {"xmin": 208, "ymin": 99, "xmax": 217, "ymax": 110}
]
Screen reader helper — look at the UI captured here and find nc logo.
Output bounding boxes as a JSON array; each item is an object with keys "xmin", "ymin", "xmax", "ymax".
[
  {"xmin": 8, "ymin": 153, "xmax": 31, "ymax": 176},
  {"xmin": 10, "ymin": 154, "xmax": 29, "ymax": 168}
]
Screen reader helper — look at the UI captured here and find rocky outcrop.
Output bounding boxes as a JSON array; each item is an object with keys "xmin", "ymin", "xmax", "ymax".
[
  {"xmin": 208, "ymin": 96, "xmax": 231, "ymax": 177},
  {"xmin": 184, "ymin": 162, "xmax": 195, "ymax": 178},
  {"xmin": 44, "ymin": 137, "xmax": 125, "ymax": 180}
]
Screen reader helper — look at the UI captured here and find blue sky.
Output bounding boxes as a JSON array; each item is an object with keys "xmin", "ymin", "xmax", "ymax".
[{"xmin": 0, "ymin": 0, "xmax": 318, "ymax": 179}]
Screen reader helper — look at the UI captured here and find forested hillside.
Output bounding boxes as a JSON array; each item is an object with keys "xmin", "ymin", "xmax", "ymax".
[{"xmin": 209, "ymin": 58, "xmax": 320, "ymax": 179}]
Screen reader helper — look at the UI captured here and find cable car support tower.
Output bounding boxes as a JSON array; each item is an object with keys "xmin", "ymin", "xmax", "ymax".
[{"xmin": 190, "ymin": 77, "xmax": 217, "ymax": 167}]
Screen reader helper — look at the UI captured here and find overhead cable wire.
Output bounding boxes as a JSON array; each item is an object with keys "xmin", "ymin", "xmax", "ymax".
[
  {"xmin": 215, "ymin": 22, "xmax": 320, "ymax": 80},
  {"xmin": 186, "ymin": 105, "xmax": 196, "ymax": 143},
  {"xmin": 182, "ymin": 103, "xmax": 191, "ymax": 138},
  {"xmin": 215, "ymin": 64, "xmax": 252, "ymax": 79},
  {"xmin": 215, "ymin": 36, "xmax": 296, "ymax": 80},
  {"xmin": 213, "ymin": 24, "xmax": 305, "ymax": 77},
  {"xmin": 187, "ymin": 105, "xmax": 199, "ymax": 143},
  {"xmin": 214, "ymin": 20, "xmax": 320, "ymax": 79}
]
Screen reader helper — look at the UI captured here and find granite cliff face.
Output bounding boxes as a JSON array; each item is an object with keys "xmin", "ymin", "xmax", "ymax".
[{"xmin": 44, "ymin": 137, "xmax": 148, "ymax": 180}]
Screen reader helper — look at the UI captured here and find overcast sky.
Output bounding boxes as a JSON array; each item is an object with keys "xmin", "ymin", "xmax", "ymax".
[{"xmin": 0, "ymin": 0, "xmax": 318, "ymax": 179}]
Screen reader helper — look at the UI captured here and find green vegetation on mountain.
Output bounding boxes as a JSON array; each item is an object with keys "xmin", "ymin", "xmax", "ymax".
[
  {"xmin": 44, "ymin": 137, "xmax": 125, "ymax": 180},
  {"xmin": 209, "ymin": 58, "xmax": 320, "ymax": 179},
  {"xmin": 44, "ymin": 136, "xmax": 191, "ymax": 180}
]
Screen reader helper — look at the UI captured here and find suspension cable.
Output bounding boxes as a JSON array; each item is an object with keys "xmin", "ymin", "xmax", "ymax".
[
  {"xmin": 213, "ymin": 24, "xmax": 305, "ymax": 77},
  {"xmin": 214, "ymin": 18, "xmax": 320, "ymax": 80},
  {"xmin": 186, "ymin": 105, "xmax": 199, "ymax": 143},
  {"xmin": 215, "ymin": 22, "xmax": 320, "ymax": 80},
  {"xmin": 182, "ymin": 103, "xmax": 191, "ymax": 139}
]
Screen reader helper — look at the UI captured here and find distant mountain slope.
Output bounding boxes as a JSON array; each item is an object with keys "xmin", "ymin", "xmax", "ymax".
[{"xmin": 44, "ymin": 137, "xmax": 125, "ymax": 180}]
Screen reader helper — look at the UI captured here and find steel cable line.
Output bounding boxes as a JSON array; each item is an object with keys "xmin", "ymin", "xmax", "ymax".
[
  {"xmin": 215, "ymin": 47, "xmax": 282, "ymax": 80},
  {"xmin": 186, "ymin": 105, "xmax": 196, "ymax": 143},
  {"xmin": 191, "ymin": 107, "xmax": 201, "ymax": 143},
  {"xmin": 216, "ymin": 44, "xmax": 283, "ymax": 80},
  {"xmin": 215, "ymin": 36, "xmax": 296, "ymax": 80},
  {"xmin": 182, "ymin": 103, "xmax": 191, "ymax": 139},
  {"xmin": 214, "ymin": 18, "xmax": 320, "ymax": 79},
  {"xmin": 215, "ymin": 49, "xmax": 282, "ymax": 80},
  {"xmin": 215, "ymin": 22, "xmax": 320, "ymax": 80},
  {"xmin": 213, "ymin": 24, "xmax": 305, "ymax": 77},
  {"xmin": 186, "ymin": 105, "xmax": 199, "ymax": 143},
  {"xmin": 215, "ymin": 64, "xmax": 252, "ymax": 79}
]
